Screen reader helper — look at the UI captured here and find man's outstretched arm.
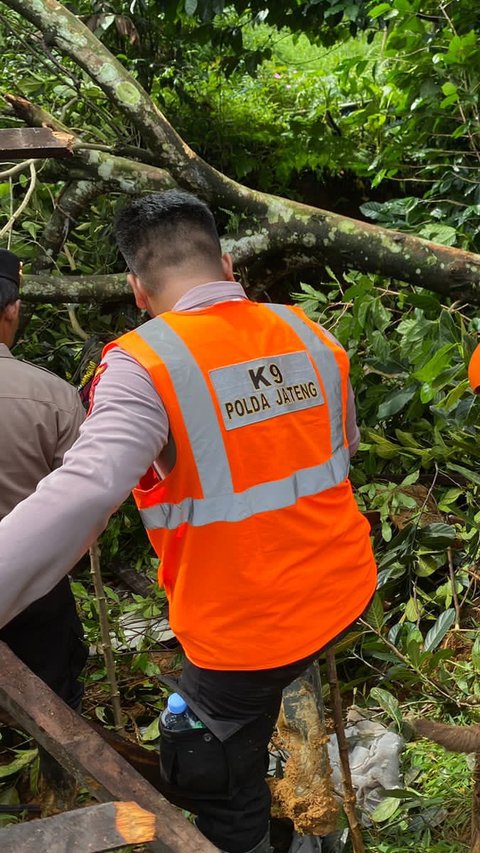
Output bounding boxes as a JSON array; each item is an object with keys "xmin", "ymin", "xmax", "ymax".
[{"xmin": 0, "ymin": 349, "xmax": 167, "ymax": 627}]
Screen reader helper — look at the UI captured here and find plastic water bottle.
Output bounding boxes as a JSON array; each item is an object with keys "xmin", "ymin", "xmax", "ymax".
[{"xmin": 160, "ymin": 693, "xmax": 205, "ymax": 731}]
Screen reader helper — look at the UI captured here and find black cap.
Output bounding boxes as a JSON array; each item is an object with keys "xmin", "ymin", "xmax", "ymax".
[{"xmin": 0, "ymin": 249, "xmax": 21, "ymax": 286}]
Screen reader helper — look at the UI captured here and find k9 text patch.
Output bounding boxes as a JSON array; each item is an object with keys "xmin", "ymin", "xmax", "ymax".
[{"xmin": 209, "ymin": 350, "xmax": 323, "ymax": 430}]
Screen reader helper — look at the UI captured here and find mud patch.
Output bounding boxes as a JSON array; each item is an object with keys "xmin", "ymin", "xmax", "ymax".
[{"xmin": 270, "ymin": 683, "xmax": 338, "ymax": 836}]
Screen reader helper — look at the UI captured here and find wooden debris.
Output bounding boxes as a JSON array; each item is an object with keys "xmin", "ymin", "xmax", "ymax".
[
  {"xmin": 0, "ymin": 801, "xmax": 156, "ymax": 853},
  {"xmin": 0, "ymin": 641, "xmax": 217, "ymax": 853},
  {"xmin": 0, "ymin": 127, "xmax": 74, "ymax": 159}
]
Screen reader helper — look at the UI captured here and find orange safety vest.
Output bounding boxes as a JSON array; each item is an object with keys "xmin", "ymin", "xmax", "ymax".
[
  {"xmin": 105, "ymin": 300, "xmax": 377, "ymax": 670},
  {"xmin": 468, "ymin": 343, "xmax": 480, "ymax": 393}
]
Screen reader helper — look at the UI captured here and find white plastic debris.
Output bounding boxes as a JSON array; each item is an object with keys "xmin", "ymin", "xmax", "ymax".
[
  {"xmin": 289, "ymin": 828, "xmax": 348, "ymax": 853},
  {"xmin": 327, "ymin": 707, "xmax": 404, "ymax": 821},
  {"xmin": 112, "ymin": 613, "xmax": 175, "ymax": 650}
]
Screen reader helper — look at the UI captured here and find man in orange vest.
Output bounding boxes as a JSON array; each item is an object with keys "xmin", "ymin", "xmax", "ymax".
[{"xmin": 0, "ymin": 192, "xmax": 377, "ymax": 853}]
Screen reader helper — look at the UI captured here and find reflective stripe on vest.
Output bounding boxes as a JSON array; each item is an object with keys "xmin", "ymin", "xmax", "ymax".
[
  {"xmin": 137, "ymin": 317, "xmax": 234, "ymax": 498},
  {"xmin": 140, "ymin": 444, "xmax": 349, "ymax": 530},
  {"xmin": 265, "ymin": 304, "xmax": 345, "ymax": 452},
  {"xmin": 135, "ymin": 305, "xmax": 349, "ymax": 531}
]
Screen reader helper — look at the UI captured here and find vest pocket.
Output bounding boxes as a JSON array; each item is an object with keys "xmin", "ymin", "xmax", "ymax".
[{"xmin": 159, "ymin": 721, "xmax": 231, "ymax": 799}]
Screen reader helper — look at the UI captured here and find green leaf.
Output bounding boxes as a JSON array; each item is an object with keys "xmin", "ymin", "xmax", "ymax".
[
  {"xmin": 0, "ymin": 749, "xmax": 37, "ymax": 779},
  {"xmin": 365, "ymin": 593, "xmax": 385, "ymax": 631},
  {"xmin": 370, "ymin": 796, "xmax": 401, "ymax": 823},
  {"xmin": 415, "ymin": 556, "xmax": 439, "ymax": 577},
  {"xmin": 141, "ymin": 717, "xmax": 160, "ymax": 742},
  {"xmin": 448, "ymin": 463, "xmax": 480, "ymax": 488},
  {"xmin": 0, "ymin": 788, "xmax": 20, "ymax": 806},
  {"xmin": 407, "ymin": 637, "xmax": 422, "ymax": 668},
  {"xmin": 417, "ymin": 523, "xmax": 457, "ymax": 549},
  {"xmin": 423, "ymin": 609, "xmax": 456, "ymax": 652},
  {"xmin": 369, "ymin": 3, "xmax": 392, "ymax": 19},
  {"xmin": 377, "ymin": 387, "xmax": 416, "ymax": 420},
  {"xmin": 418, "ymin": 223, "xmax": 458, "ymax": 245},
  {"xmin": 184, "ymin": 0, "xmax": 198, "ymax": 14},
  {"xmin": 413, "ymin": 344, "xmax": 456, "ymax": 383},
  {"xmin": 404, "ymin": 597, "xmax": 421, "ymax": 622},
  {"xmin": 472, "ymin": 636, "xmax": 480, "ymax": 671},
  {"xmin": 370, "ymin": 687, "xmax": 402, "ymax": 728},
  {"xmin": 441, "ymin": 81, "xmax": 457, "ymax": 96},
  {"xmin": 401, "ymin": 470, "xmax": 420, "ymax": 486}
]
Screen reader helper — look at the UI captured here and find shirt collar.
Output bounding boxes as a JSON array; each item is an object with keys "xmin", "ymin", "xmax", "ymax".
[
  {"xmin": 171, "ymin": 281, "xmax": 248, "ymax": 313},
  {"xmin": 0, "ymin": 343, "xmax": 12, "ymax": 358}
]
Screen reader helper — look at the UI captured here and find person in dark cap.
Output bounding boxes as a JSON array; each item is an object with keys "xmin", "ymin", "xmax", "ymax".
[{"xmin": 0, "ymin": 248, "xmax": 88, "ymax": 723}]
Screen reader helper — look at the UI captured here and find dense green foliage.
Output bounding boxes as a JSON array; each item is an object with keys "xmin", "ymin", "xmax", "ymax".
[{"xmin": 0, "ymin": 2, "xmax": 479, "ymax": 850}]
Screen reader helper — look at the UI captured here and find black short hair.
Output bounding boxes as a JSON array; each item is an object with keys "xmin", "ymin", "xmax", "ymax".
[
  {"xmin": 0, "ymin": 249, "xmax": 21, "ymax": 313},
  {"xmin": 114, "ymin": 190, "xmax": 222, "ymax": 287},
  {"xmin": 0, "ymin": 279, "xmax": 19, "ymax": 313}
]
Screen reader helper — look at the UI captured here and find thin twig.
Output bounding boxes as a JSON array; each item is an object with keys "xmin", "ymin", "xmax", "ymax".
[
  {"xmin": 0, "ymin": 161, "xmax": 36, "ymax": 238},
  {"xmin": 89, "ymin": 541, "xmax": 125, "ymax": 734},
  {"xmin": 360, "ymin": 620, "xmax": 480, "ymax": 706},
  {"xmin": 0, "ymin": 158, "xmax": 37, "ymax": 179},
  {"xmin": 447, "ymin": 547, "xmax": 461, "ymax": 630},
  {"xmin": 67, "ymin": 304, "xmax": 89, "ymax": 341},
  {"xmin": 325, "ymin": 649, "xmax": 365, "ymax": 853},
  {"xmin": 7, "ymin": 178, "xmax": 13, "ymax": 250}
]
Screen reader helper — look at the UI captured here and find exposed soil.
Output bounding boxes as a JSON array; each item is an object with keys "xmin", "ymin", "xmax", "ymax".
[{"xmin": 270, "ymin": 685, "xmax": 338, "ymax": 836}]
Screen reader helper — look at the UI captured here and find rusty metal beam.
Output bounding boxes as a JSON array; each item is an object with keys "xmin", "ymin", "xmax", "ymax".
[
  {"xmin": 0, "ymin": 127, "xmax": 74, "ymax": 158},
  {"xmin": 0, "ymin": 642, "xmax": 217, "ymax": 853},
  {"xmin": 0, "ymin": 801, "xmax": 157, "ymax": 853}
]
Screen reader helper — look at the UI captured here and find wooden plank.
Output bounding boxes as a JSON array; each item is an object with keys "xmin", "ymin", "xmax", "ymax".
[
  {"xmin": 0, "ymin": 127, "xmax": 74, "ymax": 158},
  {"xmin": 0, "ymin": 801, "xmax": 157, "ymax": 853},
  {"xmin": 0, "ymin": 642, "xmax": 217, "ymax": 853}
]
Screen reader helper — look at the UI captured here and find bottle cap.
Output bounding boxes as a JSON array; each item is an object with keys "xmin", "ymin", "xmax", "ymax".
[{"xmin": 167, "ymin": 693, "xmax": 187, "ymax": 714}]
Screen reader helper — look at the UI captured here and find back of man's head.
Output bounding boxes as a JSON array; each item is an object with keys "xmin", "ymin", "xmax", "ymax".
[
  {"xmin": 0, "ymin": 249, "xmax": 21, "ymax": 314},
  {"xmin": 114, "ymin": 190, "xmax": 222, "ymax": 291}
]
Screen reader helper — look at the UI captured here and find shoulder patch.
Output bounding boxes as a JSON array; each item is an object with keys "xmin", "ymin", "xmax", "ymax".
[{"xmin": 87, "ymin": 362, "xmax": 108, "ymax": 416}]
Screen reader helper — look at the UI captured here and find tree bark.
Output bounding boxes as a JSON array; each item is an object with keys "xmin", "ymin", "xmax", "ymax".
[
  {"xmin": 22, "ymin": 272, "xmax": 130, "ymax": 303},
  {"xmin": 31, "ymin": 180, "xmax": 104, "ymax": 273},
  {"xmin": 3, "ymin": 0, "xmax": 480, "ymax": 301}
]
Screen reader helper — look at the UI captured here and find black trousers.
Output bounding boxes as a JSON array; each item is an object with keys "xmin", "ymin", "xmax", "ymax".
[
  {"xmin": 159, "ymin": 649, "xmax": 321, "ymax": 853},
  {"xmin": 0, "ymin": 576, "xmax": 88, "ymax": 710}
]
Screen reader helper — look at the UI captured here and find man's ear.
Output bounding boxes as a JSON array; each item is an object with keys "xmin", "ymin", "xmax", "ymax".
[
  {"xmin": 221, "ymin": 253, "xmax": 235, "ymax": 282},
  {"xmin": 127, "ymin": 273, "xmax": 149, "ymax": 311},
  {"xmin": 4, "ymin": 299, "xmax": 20, "ymax": 323}
]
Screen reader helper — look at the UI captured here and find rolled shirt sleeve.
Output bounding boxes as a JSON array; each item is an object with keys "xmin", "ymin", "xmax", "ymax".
[{"xmin": 0, "ymin": 348, "xmax": 168, "ymax": 628}]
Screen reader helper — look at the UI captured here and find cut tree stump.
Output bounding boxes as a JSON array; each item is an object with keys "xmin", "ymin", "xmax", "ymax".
[{"xmin": 0, "ymin": 641, "xmax": 217, "ymax": 853}]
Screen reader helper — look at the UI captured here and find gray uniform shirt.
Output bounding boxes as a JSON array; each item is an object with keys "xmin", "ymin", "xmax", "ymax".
[
  {"xmin": 0, "ymin": 283, "xmax": 360, "ymax": 627},
  {"xmin": 0, "ymin": 345, "xmax": 85, "ymax": 519}
]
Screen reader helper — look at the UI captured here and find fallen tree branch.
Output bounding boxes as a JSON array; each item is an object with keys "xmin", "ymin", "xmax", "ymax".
[
  {"xmin": 32, "ymin": 179, "xmax": 104, "ymax": 273},
  {"xmin": 5, "ymin": 94, "xmax": 177, "ymax": 196},
  {"xmin": 3, "ymin": 3, "xmax": 480, "ymax": 300},
  {"xmin": 21, "ymin": 272, "xmax": 131, "ymax": 303}
]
